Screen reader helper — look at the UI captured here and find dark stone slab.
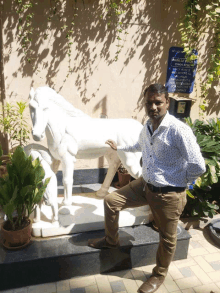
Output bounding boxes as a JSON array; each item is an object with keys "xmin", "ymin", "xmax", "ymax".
[
  {"xmin": 0, "ymin": 224, "xmax": 191, "ymax": 291},
  {"xmin": 57, "ymin": 168, "xmax": 114, "ymax": 186}
]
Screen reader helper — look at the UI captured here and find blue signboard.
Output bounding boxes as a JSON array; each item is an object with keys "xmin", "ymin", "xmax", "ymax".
[{"xmin": 166, "ymin": 47, "xmax": 198, "ymax": 94}]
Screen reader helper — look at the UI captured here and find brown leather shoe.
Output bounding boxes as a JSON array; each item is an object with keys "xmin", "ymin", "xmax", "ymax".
[
  {"xmin": 88, "ymin": 237, "xmax": 119, "ymax": 249},
  {"xmin": 138, "ymin": 275, "xmax": 165, "ymax": 293}
]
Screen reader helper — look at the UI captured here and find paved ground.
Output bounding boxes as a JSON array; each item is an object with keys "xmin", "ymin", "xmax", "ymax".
[{"xmin": 1, "ymin": 225, "xmax": 220, "ymax": 293}]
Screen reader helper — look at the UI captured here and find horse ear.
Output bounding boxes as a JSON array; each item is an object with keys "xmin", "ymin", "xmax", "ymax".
[{"xmin": 29, "ymin": 87, "xmax": 35, "ymax": 100}]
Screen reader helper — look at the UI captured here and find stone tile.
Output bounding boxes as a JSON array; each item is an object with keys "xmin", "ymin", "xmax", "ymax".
[
  {"xmin": 72, "ymin": 186, "xmax": 83, "ymax": 194},
  {"xmin": 141, "ymin": 264, "xmax": 155, "ymax": 275},
  {"xmin": 207, "ymin": 270, "xmax": 220, "ymax": 282},
  {"xmin": 163, "ymin": 274, "xmax": 179, "ymax": 292},
  {"xmin": 110, "ymin": 280, "xmax": 126, "ymax": 292},
  {"xmin": 130, "ymin": 268, "xmax": 147, "ymax": 282},
  {"xmin": 181, "ymin": 289, "xmax": 195, "ymax": 293},
  {"xmin": 85, "ymin": 284, "xmax": 99, "ymax": 293},
  {"xmin": 95, "ymin": 275, "xmax": 112, "ymax": 293},
  {"xmin": 123, "ymin": 278, "xmax": 139, "ymax": 293},
  {"xmin": 198, "ymin": 240, "xmax": 219, "ymax": 253},
  {"xmin": 81, "ymin": 184, "xmax": 102, "ymax": 193},
  {"xmin": 193, "ymin": 255, "xmax": 214, "ymax": 273},
  {"xmin": 70, "ymin": 289, "xmax": 86, "ymax": 293},
  {"xmin": 168, "ymin": 263, "xmax": 185, "ymax": 280},
  {"xmin": 178, "ymin": 267, "xmax": 194, "ymax": 278},
  {"xmin": 190, "ymin": 265, "xmax": 212, "ymax": 285},
  {"xmin": 173, "ymin": 258, "xmax": 197, "ymax": 269},
  {"xmin": 209, "ymin": 260, "xmax": 220, "ymax": 271},
  {"xmin": 188, "ymin": 244, "xmax": 194, "ymax": 251},
  {"xmin": 175, "ymin": 276, "xmax": 202, "ymax": 290},
  {"xmin": 28, "ymin": 283, "xmax": 56, "ymax": 293},
  {"xmin": 57, "ymin": 280, "xmax": 70, "ymax": 292},
  {"xmin": 107, "ymin": 269, "xmax": 133, "ymax": 282},
  {"xmin": 204, "ymin": 252, "xmax": 220, "ymax": 263},
  {"xmin": 188, "ymin": 229, "xmax": 198, "ymax": 235},
  {"xmin": 14, "ymin": 288, "xmax": 28, "ymax": 293},
  {"xmin": 193, "ymin": 283, "xmax": 220, "ymax": 293},
  {"xmin": 189, "ymin": 247, "xmax": 209, "ymax": 257},
  {"xmin": 189, "ymin": 241, "xmax": 202, "ymax": 249},
  {"xmin": 190, "ymin": 234, "xmax": 204, "ymax": 241},
  {"xmin": 70, "ymin": 276, "xmax": 96, "ymax": 289}
]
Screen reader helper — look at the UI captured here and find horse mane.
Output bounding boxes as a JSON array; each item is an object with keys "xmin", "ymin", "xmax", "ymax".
[{"xmin": 33, "ymin": 86, "xmax": 90, "ymax": 118}]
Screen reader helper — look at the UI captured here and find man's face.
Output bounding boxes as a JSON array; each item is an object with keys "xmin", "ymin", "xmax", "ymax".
[{"xmin": 144, "ymin": 93, "xmax": 169, "ymax": 121}]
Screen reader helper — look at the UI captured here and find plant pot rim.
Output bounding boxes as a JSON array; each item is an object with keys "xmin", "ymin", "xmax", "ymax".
[{"xmin": 1, "ymin": 217, "xmax": 32, "ymax": 232}]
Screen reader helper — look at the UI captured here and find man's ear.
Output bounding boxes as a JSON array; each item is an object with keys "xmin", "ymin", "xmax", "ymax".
[{"xmin": 166, "ymin": 97, "xmax": 170, "ymax": 109}]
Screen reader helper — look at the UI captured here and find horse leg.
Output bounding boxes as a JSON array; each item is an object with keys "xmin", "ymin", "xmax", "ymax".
[
  {"xmin": 51, "ymin": 203, "xmax": 59, "ymax": 223},
  {"xmin": 96, "ymin": 150, "xmax": 121, "ymax": 198},
  {"xmin": 61, "ymin": 157, "xmax": 74, "ymax": 206},
  {"xmin": 33, "ymin": 201, "xmax": 42, "ymax": 223}
]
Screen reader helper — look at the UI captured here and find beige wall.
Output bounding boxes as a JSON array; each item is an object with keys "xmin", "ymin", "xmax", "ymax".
[{"xmin": 1, "ymin": 0, "xmax": 219, "ymax": 169}]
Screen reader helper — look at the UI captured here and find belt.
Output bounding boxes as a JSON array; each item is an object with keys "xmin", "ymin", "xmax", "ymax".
[{"xmin": 147, "ymin": 183, "xmax": 185, "ymax": 193}]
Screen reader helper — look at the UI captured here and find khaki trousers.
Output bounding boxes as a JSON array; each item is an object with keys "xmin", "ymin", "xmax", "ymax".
[{"xmin": 104, "ymin": 177, "xmax": 187, "ymax": 277}]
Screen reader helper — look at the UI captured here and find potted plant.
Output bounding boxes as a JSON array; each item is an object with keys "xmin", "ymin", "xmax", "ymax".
[
  {"xmin": 114, "ymin": 163, "xmax": 132, "ymax": 189},
  {"xmin": 0, "ymin": 145, "xmax": 50, "ymax": 249},
  {"xmin": 0, "ymin": 101, "xmax": 30, "ymax": 154},
  {"xmin": 182, "ymin": 117, "xmax": 220, "ymax": 218}
]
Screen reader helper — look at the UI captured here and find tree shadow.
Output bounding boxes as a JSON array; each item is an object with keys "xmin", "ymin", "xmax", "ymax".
[{"xmin": 2, "ymin": 0, "xmax": 218, "ymax": 120}]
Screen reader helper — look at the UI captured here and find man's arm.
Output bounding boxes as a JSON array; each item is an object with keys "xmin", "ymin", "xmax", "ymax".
[
  {"xmin": 105, "ymin": 139, "xmax": 141, "ymax": 152},
  {"xmin": 176, "ymin": 126, "xmax": 206, "ymax": 183}
]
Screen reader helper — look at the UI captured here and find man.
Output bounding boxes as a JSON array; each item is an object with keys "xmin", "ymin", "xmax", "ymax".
[{"xmin": 88, "ymin": 84, "xmax": 206, "ymax": 293}]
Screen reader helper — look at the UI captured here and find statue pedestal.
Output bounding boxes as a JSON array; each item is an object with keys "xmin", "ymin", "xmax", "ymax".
[{"xmin": 31, "ymin": 185, "xmax": 153, "ymax": 237}]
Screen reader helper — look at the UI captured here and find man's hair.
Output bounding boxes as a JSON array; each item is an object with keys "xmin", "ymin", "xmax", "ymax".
[{"xmin": 144, "ymin": 84, "xmax": 169, "ymax": 101}]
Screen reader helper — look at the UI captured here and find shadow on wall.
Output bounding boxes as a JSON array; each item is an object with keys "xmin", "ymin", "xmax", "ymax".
[{"xmin": 3, "ymin": 0, "xmax": 218, "ymax": 118}]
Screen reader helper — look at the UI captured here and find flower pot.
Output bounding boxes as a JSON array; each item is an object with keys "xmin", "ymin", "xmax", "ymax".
[
  {"xmin": 114, "ymin": 171, "xmax": 131, "ymax": 189},
  {"xmin": 1, "ymin": 218, "xmax": 32, "ymax": 250}
]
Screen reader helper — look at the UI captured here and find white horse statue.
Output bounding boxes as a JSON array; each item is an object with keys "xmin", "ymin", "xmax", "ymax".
[
  {"xmin": 29, "ymin": 86, "xmax": 143, "ymax": 205},
  {"xmin": 24, "ymin": 144, "xmax": 60, "ymax": 223}
]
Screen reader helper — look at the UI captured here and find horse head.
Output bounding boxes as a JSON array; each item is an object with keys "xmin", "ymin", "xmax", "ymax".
[{"xmin": 29, "ymin": 87, "xmax": 49, "ymax": 141}]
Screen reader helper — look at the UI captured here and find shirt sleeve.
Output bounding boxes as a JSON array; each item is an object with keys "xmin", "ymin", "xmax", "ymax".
[
  {"xmin": 175, "ymin": 125, "xmax": 206, "ymax": 183},
  {"xmin": 117, "ymin": 142, "xmax": 141, "ymax": 152}
]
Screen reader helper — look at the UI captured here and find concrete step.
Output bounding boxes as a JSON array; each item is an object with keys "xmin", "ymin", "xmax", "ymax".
[{"xmin": 0, "ymin": 224, "xmax": 191, "ymax": 291}]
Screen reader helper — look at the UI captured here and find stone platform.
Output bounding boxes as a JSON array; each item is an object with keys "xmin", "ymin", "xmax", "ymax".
[
  {"xmin": 31, "ymin": 184, "xmax": 153, "ymax": 237},
  {"xmin": 0, "ymin": 224, "xmax": 191, "ymax": 291}
]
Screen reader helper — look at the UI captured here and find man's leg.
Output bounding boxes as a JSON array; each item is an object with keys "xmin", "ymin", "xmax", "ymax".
[
  {"xmin": 138, "ymin": 187, "xmax": 187, "ymax": 293},
  {"xmin": 88, "ymin": 177, "xmax": 148, "ymax": 248}
]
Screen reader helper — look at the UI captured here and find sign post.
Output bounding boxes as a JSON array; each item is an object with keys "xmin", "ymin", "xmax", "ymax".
[{"xmin": 166, "ymin": 47, "xmax": 198, "ymax": 94}]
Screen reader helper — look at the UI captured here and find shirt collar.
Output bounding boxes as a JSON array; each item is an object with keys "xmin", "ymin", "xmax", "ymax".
[{"xmin": 147, "ymin": 111, "xmax": 170, "ymax": 130}]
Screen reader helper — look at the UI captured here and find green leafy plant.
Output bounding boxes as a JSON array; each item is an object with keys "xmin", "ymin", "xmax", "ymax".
[
  {"xmin": 0, "ymin": 101, "xmax": 30, "ymax": 150},
  {"xmin": 184, "ymin": 117, "xmax": 220, "ymax": 218},
  {"xmin": 179, "ymin": 1, "xmax": 220, "ymax": 114},
  {"xmin": 0, "ymin": 146, "xmax": 50, "ymax": 231}
]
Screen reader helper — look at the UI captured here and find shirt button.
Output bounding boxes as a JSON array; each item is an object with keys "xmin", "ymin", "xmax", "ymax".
[
  {"xmin": 150, "ymin": 155, "xmax": 152, "ymax": 157},
  {"xmin": 150, "ymin": 143, "xmax": 153, "ymax": 145}
]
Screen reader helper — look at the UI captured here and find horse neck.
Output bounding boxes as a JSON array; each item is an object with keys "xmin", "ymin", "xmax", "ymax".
[{"xmin": 45, "ymin": 107, "xmax": 66, "ymax": 148}]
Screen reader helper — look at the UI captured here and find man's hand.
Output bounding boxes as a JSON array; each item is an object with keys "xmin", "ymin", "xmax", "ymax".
[{"xmin": 105, "ymin": 139, "xmax": 117, "ymax": 150}]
